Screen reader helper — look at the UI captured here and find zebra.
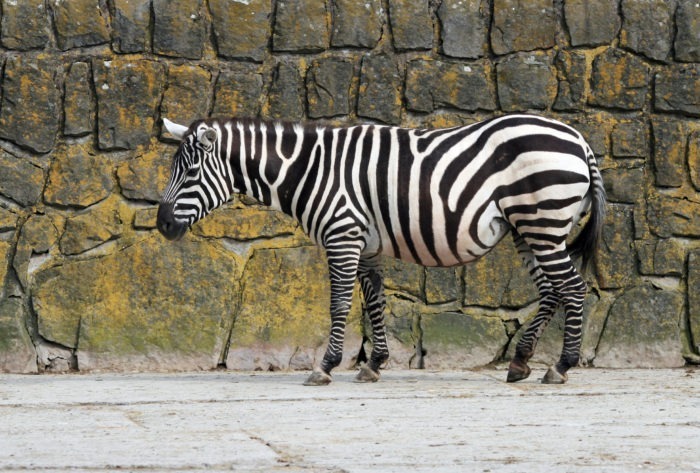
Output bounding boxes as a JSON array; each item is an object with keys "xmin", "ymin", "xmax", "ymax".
[{"xmin": 157, "ymin": 114, "xmax": 605, "ymax": 386}]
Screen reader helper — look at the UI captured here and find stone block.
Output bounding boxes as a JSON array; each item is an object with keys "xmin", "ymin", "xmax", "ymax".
[
  {"xmin": 620, "ymin": 0, "xmax": 674, "ymax": 61},
  {"xmin": 655, "ymin": 64, "xmax": 700, "ymax": 117},
  {"xmin": 421, "ymin": 311, "xmax": 507, "ymax": 369},
  {"xmin": 153, "ymin": 0, "xmax": 205, "ymax": 59},
  {"xmin": 425, "ymin": 267, "xmax": 461, "ymax": 305},
  {"xmin": 160, "ymin": 64, "xmax": 213, "ymax": 136},
  {"xmin": 601, "ymin": 167, "xmax": 644, "ymax": 204},
  {"xmin": 32, "ymin": 235, "xmax": 239, "ymax": 371},
  {"xmin": 405, "ymin": 59, "xmax": 496, "ymax": 113},
  {"xmin": 192, "ymin": 207, "xmax": 298, "ymax": 240},
  {"xmin": 266, "ymin": 62, "xmax": 305, "ymax": 121},
  {"xmin": 0, "ymin": 239, "xmax": 11, "ymax": 291},
  {"xmin": 64, "ymin": 62, "xmax": 95, "ymax": 137},
  {"xmin": 437, "ymin": 0, "xmax": 488, "ymax": 59},
  {"xmin": 112, "ymin": 0, "xmax": 151, "ymax": 53},
  {"xmin": 133, "ymin": 208, "xmax": 158, "ymax": 230},
  {"xmin": 1, "ymin": 0, "xmax": 50, "ymax": 50},
  {"xmin": 688, "ymin": 250, "xmax": 700, "ymax": 353},
  {"xmin": 689, "ymin": 131, "xmax": 700, "ymax": 191},
  {"xmin": 588, "ymin": 48, "xmax": 649, "ymax": 110},
  {"xmin": 13, "ymin": 214, "xmax": 62, "ymax": 289},
  {"xmin": 675, "ymin": 1, "xmax": 700, "ymax": 62},
  {"xmin": 594, "ymin": 284, "xmax": 685, "ymax": 368},
  {"xmin": 0, "ymin": 56, "xmax": 60, "ymax": 154},
  {"xmin": 44, "ymin": 142, "xmax": 113, "ymax": 208},
  {"xmin": 209, "ymin": 0, "xmax": 271, "ymax": 61},
  {"xmin": 330, "ymin": 0, "xmax": 383, "ymax": 49},
  {"xmin": 227, "ymin": 245, "xmax": 362, "ymax": 371},
  {"xmin": 564, "ymin": 0, "xmax": 620, "ymax": 47},
  {"xmin": 357, "ymin": 54, "xmax": 403, "ymax": 124},
  {"xmin": 383, "ymin": 296, "xmax": 423, "ymax": 369},
  {"xmin": 491, "ymin": 0, "xmax": 556, "ymax": 55},
  {"xmin": 272, "ymin": 0, "xmax": 329, "ymax": 52},
  {"xmin": 611, "ymin": 120, "xmax": 648, "ymax": 158},
  {"xmin": 561, "ymin": 114, "xmax": 609, "ymax": 157},
  {"xmin": 117, "ymin": 145, "xmax": 172, "ymax": 203},
  {"xmin": 553, "ymin": 50, "xmax": 587, "ymax": 112},
  {"xmin": 388, "ymin": 0, "xmax": 433, "ymax": 51},
  {"xmin": 212, "ymin": 66, "xmax": 264, "ymax": 118},
  {"xmin": 636, "ymin": 238, "xmax": 686, "ymax": 277},
  {"xmin": 496, "ymin": 52, "xmax": 557, "ymax": 111},
  {"xmin": 0, "ymin": 298, "xmax": 37, "ymax": 373},
  {"xmin": 94, "ymin": 58, "xmax": 165, "ymax": 150},
  {"xmin": 53, "ymin": 0, "xmax": 110, "ymax": 50},
  {"xmin": 0, "ymin": 150, "xmax": 45, "ymax": 207},
  {"xmin": 647, "ymin": 194, "xmax": 700, "ymax": 238},
  {"xmin": 651, "ymin": 119, "xmax": 686, "ymax": 188},
  {"xmin": 597, "ymin": 204, "xmax": 636, "ymax": 289},
  {"xmin": 306, "ymin": 58, "xmax": 354, "ymax": 119},
  {"xmin": 0, "ymin": 208, "xmax": 18, "ymax": 233},
  {"xmin": 463, "ymin": 241, "xmax": 538, "ymax": 309},
  {"xmin": 383, "ymin": 257, "xmax": 424, "ymax": 299},
  {"xmin": 59, "ymin": 197, "xmax": 123, "ymax": 256}
]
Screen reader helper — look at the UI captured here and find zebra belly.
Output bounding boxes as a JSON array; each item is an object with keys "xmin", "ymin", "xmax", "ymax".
[{"xmin": 372, "ymin": 201, "xmax": 510, "ymax": 268}]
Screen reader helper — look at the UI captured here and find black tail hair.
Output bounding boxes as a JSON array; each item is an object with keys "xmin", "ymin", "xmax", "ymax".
[{"xmin": 569, "ymin": 146, "xmax": 606, "ymax": 273}]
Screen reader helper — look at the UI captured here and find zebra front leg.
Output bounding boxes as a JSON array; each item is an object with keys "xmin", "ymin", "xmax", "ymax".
[
  {"xmin": 355, "ymin": 256, "xmax": 388, "ymax": 383},
  {"xmin": 303, "ymin": 243, "xmax": 362, "ymax": 386}
]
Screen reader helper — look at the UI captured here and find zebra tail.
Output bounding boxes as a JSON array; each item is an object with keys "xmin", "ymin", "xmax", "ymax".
[{"xmin": 569, "ymin": 146, "xmax": 606, "ymax": 273}]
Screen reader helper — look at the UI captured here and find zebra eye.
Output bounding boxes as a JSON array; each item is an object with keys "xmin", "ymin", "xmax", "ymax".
[{"xmin": 186, "ymin": 167, "xmax": 199, "ymax": 178}]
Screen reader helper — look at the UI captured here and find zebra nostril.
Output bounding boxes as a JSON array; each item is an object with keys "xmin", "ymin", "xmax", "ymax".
[{"xmin": 156, "ymin": 202, "xmax": 187, "ymax": 240}]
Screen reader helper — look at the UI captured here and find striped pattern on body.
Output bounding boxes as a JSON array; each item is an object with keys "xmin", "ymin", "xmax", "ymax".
[{"xmin": 158, "ymin": 114, "xmax": 606, "ymax": 385}]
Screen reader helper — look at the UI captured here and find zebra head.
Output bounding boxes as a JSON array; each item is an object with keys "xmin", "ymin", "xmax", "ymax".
[{"xmin": 157, "ymin": 118, "xmax": 227, "ymax": 241}]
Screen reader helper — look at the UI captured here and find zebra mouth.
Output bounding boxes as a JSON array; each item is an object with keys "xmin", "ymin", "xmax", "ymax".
[{"xmin": 156, "ymin": 203, "xmax": 189, "ymax": 241}]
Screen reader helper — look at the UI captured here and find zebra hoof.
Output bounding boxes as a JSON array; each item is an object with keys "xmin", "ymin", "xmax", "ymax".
[
  {"xmin": 541, "ymin": 366, "xmax": 568, "ymax": 384},
  {"xmin": 354, "ymin": 364, "xmax": 380, "ymax": 383},
  {"xmin": 506, "ymin": 360, "xmax": 531, "ymax": 383},
  {"xmin": 303, "ymin": 370, "xmax": 332, "ymax": 386}
]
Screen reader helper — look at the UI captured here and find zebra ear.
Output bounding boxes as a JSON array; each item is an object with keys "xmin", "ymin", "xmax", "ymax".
[
  {"xmin": 163, "ymin": 118, "xmax": 189, "ymax": 140},
  {"xmin": 198, "ymin": 127, "xmax": 218, "ymax": 148}
]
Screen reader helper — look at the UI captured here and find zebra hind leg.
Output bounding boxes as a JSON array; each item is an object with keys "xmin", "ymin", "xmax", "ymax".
[
  {"xmin": 354, "ymin": 256, "xmax": 388, "ymax": 383},
  {"xmin": 542, "ymin": 258, "xmax": 587, "ymax": 384},
  {"xmin": 507, "ymin": 233, "xmax": 561, "ymax": 383}
]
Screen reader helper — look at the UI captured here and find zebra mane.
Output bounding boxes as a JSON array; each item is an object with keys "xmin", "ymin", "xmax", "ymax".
[{"xmin": 189, "ymin": 117, "xmax": 323, "ymax": 137}]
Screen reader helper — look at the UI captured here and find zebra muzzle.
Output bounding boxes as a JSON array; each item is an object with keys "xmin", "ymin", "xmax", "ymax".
[{"xmin": 156, "ymin": 203, "xmax": 189, "ymax": 241}]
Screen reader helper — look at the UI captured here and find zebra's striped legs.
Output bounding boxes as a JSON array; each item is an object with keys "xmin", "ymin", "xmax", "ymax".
[
  {"xmin": 355, "ymin": 256, "xmax": 388, "ymax": 382},
  {"xmin": 304, "ymin": 241, "xmax": 363, "ymax": 386},
  {"xmin": 543, "ymin": 262, "xmax": 587, "ymax": 384},
  {"xmin": 507, "ymin": 234, "xmax": 560, "ymax": 382},
  {"xmin": 507, "ymin": 236, "xmax": 587, "ymax": 384}
]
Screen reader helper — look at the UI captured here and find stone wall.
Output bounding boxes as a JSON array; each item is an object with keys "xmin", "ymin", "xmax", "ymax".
[{"xmin": 0, "ymin": 0, "xmax": 699, "ymax": 373}]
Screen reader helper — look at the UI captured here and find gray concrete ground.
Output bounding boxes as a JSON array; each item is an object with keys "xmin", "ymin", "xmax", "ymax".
[{"xmin": 0, "ymin": 368, "xmax": 698, "ymax": 473}]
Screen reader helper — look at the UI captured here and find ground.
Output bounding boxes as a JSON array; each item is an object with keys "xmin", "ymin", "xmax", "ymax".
[{"xmin": 0, "ymin": 368, "xmax": 698, "ymax": 472}]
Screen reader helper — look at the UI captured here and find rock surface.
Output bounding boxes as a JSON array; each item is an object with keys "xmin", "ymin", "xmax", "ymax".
[
  {"xmin": 0, "ymin": 0, "xmax": 698, "ymax": 373},
  {"xmin": 32, "ymin": 236, "xmax": 239, "ymax": 371}
]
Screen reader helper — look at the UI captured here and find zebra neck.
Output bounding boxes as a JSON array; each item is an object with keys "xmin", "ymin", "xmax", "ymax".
[{"xmin": 224, "ymin": 119, "xmax": 319, "ymax": 219}]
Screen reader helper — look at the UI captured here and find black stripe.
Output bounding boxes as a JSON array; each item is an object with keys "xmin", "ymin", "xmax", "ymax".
[
  {"xmin": 375, "ymin": 127, "xmax": 399, "ymax": 257},
  {"xmin": 396, "ymin": 130, "xmax": 420, "ymax": 262}
]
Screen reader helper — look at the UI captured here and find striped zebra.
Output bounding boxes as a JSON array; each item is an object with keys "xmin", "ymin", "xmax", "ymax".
[{"xmin": 158, "ymin": 114, "xmax": 605, "ymax": 386}]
